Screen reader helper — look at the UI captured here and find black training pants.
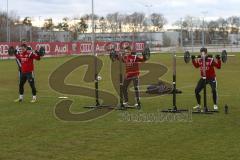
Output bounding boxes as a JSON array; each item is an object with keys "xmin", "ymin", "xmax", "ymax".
[
  {"xmin": 19, "ymin": 72, "xmax": 37, "ymax": 96},
  {"xmin": 195, "ymin": 78, "xmax": 217, "ymax": 105},
  {"xmin": 123, "ymin": 77, "xmax": 140, "ymax": 105}
]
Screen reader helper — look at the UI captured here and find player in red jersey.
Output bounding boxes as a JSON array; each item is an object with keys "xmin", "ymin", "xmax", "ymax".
[
  {"xmin": 192, "ymin": 48, "xmax": 221, "ymax": 111},
  {"xmin": 14, "ymin": 43, "xmax": 41, "ymax": 103},
  {"xmin": 121, "ymin": 46, "xmax": 146, "ymax": 109}
]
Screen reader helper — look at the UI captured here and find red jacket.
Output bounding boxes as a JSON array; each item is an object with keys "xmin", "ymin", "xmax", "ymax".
[
  {"xmin": 15, "ymin": 51, "xmax": 40, "ymax": 73},
  {"xmin": 192, "ymin": 56, "xmax": 221, "ymax": 79},
  {"xmin": 123, "ymin": 54, "xmax": 145, "ymax": 79}
]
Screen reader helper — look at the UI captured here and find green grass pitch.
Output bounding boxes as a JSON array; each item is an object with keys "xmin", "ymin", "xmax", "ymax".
[{"xmin": 0, "ymin": 53, "xmax": 240, "ymax": 160}]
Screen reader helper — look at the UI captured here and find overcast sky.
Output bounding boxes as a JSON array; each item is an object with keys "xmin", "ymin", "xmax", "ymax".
[{"xmin": 1, "ymin": 0, "xmax": 240, "ymax": 24}]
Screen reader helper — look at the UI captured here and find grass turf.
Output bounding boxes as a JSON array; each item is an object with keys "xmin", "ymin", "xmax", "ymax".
[{"xmin": 0, "ymin": 53, "xmax": 240, "ymax": 160}]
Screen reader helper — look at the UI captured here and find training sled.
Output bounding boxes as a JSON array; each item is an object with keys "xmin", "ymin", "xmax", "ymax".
[
  {"xmin": 192, "ymin": 109, "xmax": 218, "ymax": 114},
  {"xmin": 192, "ymin": 104, "xmax": 219, "ymax": 114}
]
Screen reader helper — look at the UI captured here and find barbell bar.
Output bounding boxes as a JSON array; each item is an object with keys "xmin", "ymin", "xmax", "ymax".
[{"xmin": 176, "ymin": 50, "xmax": 236, "ymax": 63}]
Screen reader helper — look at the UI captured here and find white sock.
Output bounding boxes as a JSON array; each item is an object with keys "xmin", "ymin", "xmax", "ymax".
[
  {"xmin": 32, "ymin": 96, "xmax": 37, "ymax": 100},
  {"xmin": 19, "ymin": 95, "xmax": 23, "ymax": 99}
]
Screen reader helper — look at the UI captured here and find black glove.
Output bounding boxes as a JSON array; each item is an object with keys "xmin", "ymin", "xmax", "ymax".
[
  {"xmin": 215, "ymin": 54, "xmax": 221, "ymax": 60},
  {"xmin": 38, "ymin": 47, "xmax": 46, "ymax": 56},
  {"xmin": 8, "ymin": 46, "xmax": 17, "ymax": 56},
  {"xmin": 27, "ymin": 46, "xmax": 32, "ymax": 51},
  {"xmin": 191, "ymin": 55, "xmax": 196, "ymax": 60},
  {"xmin": 35, "ymin": 50, "xmax": 39, "ymax": 55}
]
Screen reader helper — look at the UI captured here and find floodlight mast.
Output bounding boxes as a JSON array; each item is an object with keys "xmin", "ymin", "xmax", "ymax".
[
  {"xmin": 201, "ymin": 11, "xmax": 208, "ymax": 47},
  {"xmin": 6, "ymin": 0, "xmax": 10, "ymax": 42},
  {"xmin": 91, "ymin": 0, "xmax": 100, "ymax": 106}
]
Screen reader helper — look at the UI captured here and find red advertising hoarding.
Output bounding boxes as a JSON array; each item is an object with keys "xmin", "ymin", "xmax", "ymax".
[{"xmin": 0, "ymin": 41, "xmax": 145, "ymax": 59}]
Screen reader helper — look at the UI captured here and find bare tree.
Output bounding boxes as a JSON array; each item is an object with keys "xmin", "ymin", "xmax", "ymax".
[
  {"xmin": 106, "ymin": 12, "xmax": 119, "ymax": 33},
  {"xmin": 150, "ymin": 13, "xmax": 167, "ymax": 31},
  {"xmin": 216, "ymin": 18, "xmax": 228, "ymax": 45},
  {"xmin": 117, "ymin": 14, "xmax": 126, "ymax": 33},
  {"xmin": 79, "ymin": 18, "xmax": 88, "ymax": 33},
  {"xmin": 142, "ymin": 18, "xmax": 149, "ymax": 32},
  {"xmin": 174, "ymin": 17, "xmax": 203, "ymax": 45},
  {"xmin": 43, "ymin": 18, "xmax": 54, "ymax": 31},
  {"xmin": 99, "ymin": 16, "xmax": 107, "ymax": 33},
  {"xmin": 0, "ymin": 11, "xmax": 9, "ymax": 41},
  {"xmin": 132, "ymin": 12, "xmax": 145, "ymax": 31},
  {"xmin": 0, "ymin": 11, "xmax": 20, "ymax": 42},
  {"xmin": 56, "ymin": 17, "xmax": 69, "ymax": 31},
  {"xmin": 181, "ymin": 16, "xmax": 192, "ymax": 41},
  {"xmin": 227, "ymin": 16, "xmax": 240, "ymax": 33},
  {"xmin": 173, "ymin": 17, "xmax": 191, "ymax": 45},
  {"xmin": 42, "ymin": 18, "xmax": 55, "ymax": 41},
  {"xmin": 123, "ymin": 12, "xmax": 145, "ymax": 32},
  {"xmin": 217, "ymin": 18, "xmax": 228, "ymax": 37},
  {"xmin": 21, "ymin": 17, "xmax": 34, "ymax": 42},
  {"xmin": 70, "ymin": 18, "xmax": 88, "ymax": 41},
  {"xmin": 22, "ymin": 17, "xmax": 32, "ymax": 26},
  {"xmin": 82, "ymin": 14, "xmax": 98, "ymax": 21},
  {"xmin": 207, "ymin": 20, "xmax": 218, "ymax": 42}
]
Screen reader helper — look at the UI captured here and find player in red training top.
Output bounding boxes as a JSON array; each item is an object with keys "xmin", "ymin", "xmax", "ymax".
[
  {"xmin": 14, "ymin": 43, "xmax": 41, "ymax": 103},
  {"xmin": 191, "ymin": 47, "xmax": 221, "ymax": 111},
  {"xmin": 121, "ymin": 46, "xmax": 146, "ymax": 109}
]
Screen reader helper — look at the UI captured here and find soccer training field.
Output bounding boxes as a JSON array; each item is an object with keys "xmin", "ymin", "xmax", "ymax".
[{"xmin": 0, "ymin": 53, "xmax": 240, "ymax": 160}]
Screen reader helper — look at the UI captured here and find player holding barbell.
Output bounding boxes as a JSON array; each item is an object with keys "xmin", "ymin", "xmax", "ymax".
[
  {"xmin": 191, "ymin": 48, "xmax": 221, "ymax": 111},
  {"xmin": 121, "ymin": 46, "xmax": 149, "ymax": 109},
  {"xmin": 12, "ymin": 43, "xmax": 44, "ymax": 103},
  {"xmin": 110, "ymin": 45, "xmax": 149, "ymax": 109}
]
